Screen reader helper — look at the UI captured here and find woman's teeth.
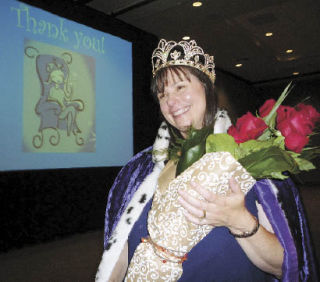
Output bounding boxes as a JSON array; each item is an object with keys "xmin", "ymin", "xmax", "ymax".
[{"xmin": 173, "ymin": 107, "xmax": 189, "ymax": 117}]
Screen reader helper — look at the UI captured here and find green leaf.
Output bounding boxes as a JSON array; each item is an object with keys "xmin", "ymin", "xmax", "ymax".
[
  {"xmin": 273, "ymin": 135, "xmax": 286, "ymax": 149},
  {"xmin": 257, "ymin": 128, "xmax": 273, "ymax": 141},
  {"xmin": 184, "ymin": 125, "xmax": 213, "ymax": 148},
  {"xmin": 257, "ymin": 83, "xmax": 294, "ymax": 142},
  {"xmin": 263, "ymin": 82, "xmax": 293, "ymax": 127},
  {"xmin": 176, "ymin": 142, "xmax": 206, "ymax": 176},
  {"xmin": 168, "ymin": 127, "xmax": 186, "ymax": 161},
  {"xmin": 175, "ymin": 125, "xmax": 213, "ymax": 176},
  {"xmin": 300, "ymin": 147, "xmax": 320, "ymax": 161},
  {"xmin": 288, "ymin": 151, "xmax": 316, "ymax": 172},
  {"xmin": 206, "ymin": 133, "xmax": 238, "ymax": 158},
  {"xmin": 239, "ymin": 146, "xmax": 298, "ymax": 179},
  {"xmin": 236, "ymin": 136, "xmax": 284, "ymax": 158},
  {"xmin": 239, "ymin": 139, "xmax": 271, "ymax": 154},
  {"xmin": 294, "ymin": 157, "xmax": 316, "ymax": 172},
  {"xmin": 269, "ymin": 171, "xmax": 289, "ymax": 180}
]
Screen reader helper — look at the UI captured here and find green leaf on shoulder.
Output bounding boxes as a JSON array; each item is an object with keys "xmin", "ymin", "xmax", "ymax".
[
  {"xmin": 184, "ymin": 125, "xmax": 212, "ymax": 149},
  {"xmin": 175, "ymin": 125, "xmax": 213, "ymax": 176},
  {"xmin": 176, "ymin": 142, "xmax": 206, "ymax": 176}
]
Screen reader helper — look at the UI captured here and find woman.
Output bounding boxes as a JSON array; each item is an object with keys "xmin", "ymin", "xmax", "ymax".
[{"xmin": 96, "ymin": 39, "xmax": 317, "ymax": 281}]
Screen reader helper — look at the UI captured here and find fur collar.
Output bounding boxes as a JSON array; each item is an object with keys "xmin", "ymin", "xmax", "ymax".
[{"xmin": 152, "ymin": 109, "xmax": 232, "ymax": 164}]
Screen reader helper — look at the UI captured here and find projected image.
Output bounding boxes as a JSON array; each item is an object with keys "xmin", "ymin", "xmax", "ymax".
[
  {"xmin": 0, "ymin": 0, "xmax": 132, "ymax": 170},
  {"xmin": 23, "ymin": 39, "xmax": 96, "ymax": 152}
]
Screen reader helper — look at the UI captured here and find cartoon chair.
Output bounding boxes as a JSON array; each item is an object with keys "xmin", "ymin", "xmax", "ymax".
[{"xmin": 25, "ymin": 48, "xmax": 84, "ymax": 148}]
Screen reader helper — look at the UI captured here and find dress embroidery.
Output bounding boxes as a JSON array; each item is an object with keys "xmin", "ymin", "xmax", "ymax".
[{"xmin": 125, "ymin": 152, "xmax": 256, "ymax": 281}]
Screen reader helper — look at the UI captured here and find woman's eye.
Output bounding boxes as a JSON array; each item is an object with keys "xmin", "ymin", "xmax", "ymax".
[{"xmin": 177, "ymin": 85, "xmax": 185, "ymax": 91}]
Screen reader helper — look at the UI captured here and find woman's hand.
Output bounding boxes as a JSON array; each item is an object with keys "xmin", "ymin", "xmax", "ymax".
[
  {"xmin": 178, "ymin": 178, "xmax": 256, "ymax": 232},
  {"xmin": 178, "ymin": 178, "xmax": 284, "ymax": 277}
]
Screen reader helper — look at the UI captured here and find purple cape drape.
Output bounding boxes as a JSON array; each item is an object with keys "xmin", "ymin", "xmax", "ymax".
[{"xmin": 103, "ymin": 147, "xmax": 318, "ymax": 281}]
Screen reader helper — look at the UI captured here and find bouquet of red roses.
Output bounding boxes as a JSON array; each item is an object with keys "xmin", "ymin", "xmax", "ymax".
[{"xmin": 172, "ymin": 83, "xmax": 320, "ymax": 180}]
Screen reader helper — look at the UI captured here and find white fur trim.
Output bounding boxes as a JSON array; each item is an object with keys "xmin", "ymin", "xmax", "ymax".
[
  {"xmin": 263, "ymin": 179, "xmax": 289, "ymax": 226},
  {"xmin": 95, "ymin": 163, "xmax": 163, "ymax": 282},
  {"xmin": 152, "ymin": 122, "xmax": 171, "ymax": 163},
  {"xmin": 256, "ymin": 202, "xmax": 274, "ymax": 233},
  {"xmin": 214, "ymin": 109, "xmax": 232, "ymax": 134}
]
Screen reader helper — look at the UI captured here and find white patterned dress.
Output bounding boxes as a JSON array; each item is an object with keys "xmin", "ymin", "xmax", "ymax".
[{"xmin": 125, "ymin": 152, "xmax": 255, "ymax": 281}]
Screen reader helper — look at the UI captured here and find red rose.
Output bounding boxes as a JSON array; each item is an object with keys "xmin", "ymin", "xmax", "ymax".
[
  {"xmin": 228, "ymin": 112, "xmax": 268, "ymax": 143},
  {"xmin": 284, "ymin": 132, "xmax": 309, "ymax": 153},
  {"xmin": 296, "ymin": 103, "xmax": 320, "ymax": 125},
  {"xmin": 276, "ymin": 105, "xmax": 296, "ymax": 124},
  {"xmin": 259, "ymin": 99, "xmax": 276, "ymax": 117},
  {"xmin": 277, "ymin": 108, "xmax": 315, "ymax": 153},
  {"xmin": 277, "ymin": 110, "xmax": 313, "ymax": 136}
]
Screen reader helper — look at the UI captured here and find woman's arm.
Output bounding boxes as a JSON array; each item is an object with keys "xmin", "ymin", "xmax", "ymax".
[
  {"xmin": 227, "ymin": 204, "xmax": 283, "ymax": 278},
  {"xmin": 109, "ymin": 241, "xmax": 128, "ymax": 282},
  {"xmin": 178, "ymin": 178, "xmax": 283, "ymax": 278}
]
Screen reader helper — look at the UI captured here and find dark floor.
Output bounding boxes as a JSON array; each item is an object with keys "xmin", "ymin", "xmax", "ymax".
[
  {"xmin": 0, "ymin": 186, "xmax": 319, "ymax": 282},
  {"xmin": 0, "ymin": 230, "xmax": 104, "ymax": 282}
]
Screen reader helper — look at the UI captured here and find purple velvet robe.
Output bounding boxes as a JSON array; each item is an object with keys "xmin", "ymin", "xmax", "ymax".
[{"xmin": 103, "ymin": 147, "xmax": 318, "ymax": 281}]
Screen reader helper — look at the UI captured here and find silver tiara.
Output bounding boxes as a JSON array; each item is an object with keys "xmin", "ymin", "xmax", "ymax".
[{"xmin": 151, "ymin": 39, "xmax": 216, "ymax": 82}]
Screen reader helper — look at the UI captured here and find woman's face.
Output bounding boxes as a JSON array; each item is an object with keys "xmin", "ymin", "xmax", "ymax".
[{"xmin": 157, "ymin": 70, "xmax": 206, "ymax": 138}]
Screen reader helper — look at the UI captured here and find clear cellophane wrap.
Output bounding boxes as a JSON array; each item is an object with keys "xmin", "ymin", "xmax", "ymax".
[{"xmin": 125, "ymin": 151, "xmax": 256, "ymax": 281}]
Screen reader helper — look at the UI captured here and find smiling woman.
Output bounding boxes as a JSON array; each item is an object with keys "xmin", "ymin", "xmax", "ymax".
[
  {"xmin": 151, "ymin": 65, "xmax": 218, "ymax": 138},
  {"xmin": 95, "ymin": 39, "xmax": 318, "ymax": 282},
  {"xmin": 155, "ymin": 68, "xmax": 207, "ymax": 137}
]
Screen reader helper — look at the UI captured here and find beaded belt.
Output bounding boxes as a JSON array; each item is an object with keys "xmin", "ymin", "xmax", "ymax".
[{"xmin": 141, "ymin": 237, "xmax": 188, "ymax": 264}]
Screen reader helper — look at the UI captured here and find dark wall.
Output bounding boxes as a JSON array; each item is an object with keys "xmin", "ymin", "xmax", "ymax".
[
  {"xmin": 253, "ymin": 76, "xmax": 320, "ymax": 115},
  {"xmin": 214, "ymin": 69, "xmax": 257, "ymax": 123},
  {"xmin": 0, "ymin": 166, "xmax": 120, "ymax": 252}
]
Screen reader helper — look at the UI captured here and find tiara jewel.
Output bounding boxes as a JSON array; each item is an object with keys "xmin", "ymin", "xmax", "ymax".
[{"xmin": 152, "ymin": 39, "xmax": 216, "ymax": 82}]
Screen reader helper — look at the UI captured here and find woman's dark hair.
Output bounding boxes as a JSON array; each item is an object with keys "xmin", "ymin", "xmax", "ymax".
[{"xmin": 151, "ymin": 65, "xmax": 218, "ymax": 138}]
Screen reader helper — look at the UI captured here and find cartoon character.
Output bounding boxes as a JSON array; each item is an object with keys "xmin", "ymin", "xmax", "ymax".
[
  {"xmin": 25, "ymin": 47, "xmax": 84, "ymax": 148},
  {"xmin": 46, "ymin": 61, "xmax": 83, "ymax": 137}
]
